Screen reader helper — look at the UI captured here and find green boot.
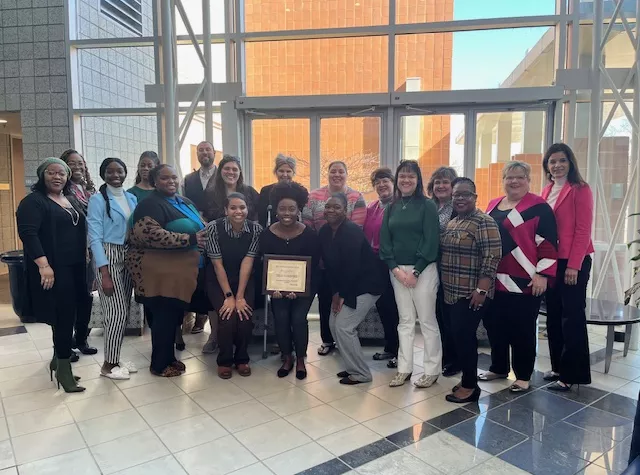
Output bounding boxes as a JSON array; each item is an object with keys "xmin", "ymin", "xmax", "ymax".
[
  {"xmin": 55, "ymin": 358, "xmax": 85, "ymax": 393},
  {"xmin": 50, "ymin": 352, "xmax": 80, "ymax": 382}
]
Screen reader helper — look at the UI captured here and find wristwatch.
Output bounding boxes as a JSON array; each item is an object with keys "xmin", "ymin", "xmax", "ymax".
[
  {"xmin": 225, "ymin": 291, "xmax": 233, "ymax": 298},
  {"xmin": 475, "ymin": 288, "xmax": 488, "ymax": 296},
  {"xmin": 412, "ymin": 269, "xmax": 421, "ymax": 278}
]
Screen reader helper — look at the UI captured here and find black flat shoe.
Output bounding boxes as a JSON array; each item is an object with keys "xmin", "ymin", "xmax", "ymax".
[
  {"xmin": 442, "ymin": 366, "xmax": 461, "ymax": 377},
  {"xmin": 543, "ymin": 371, "xmax": 560, "ymax": 382},
  {"xmin": 75, "ymin": 343, "xmax": 98, "ymax": 355},
  {"xmin": 337, "ymin": 371, "xmax": 349, "ymax": 378},
  {"xmin": 373, "ymin": 352, "xmax": 395, "ymax": 361},
  {"xmin": 547, "ymin": 381, "xmax": 574, "ymax": 392},
  {"xmin": 446, "ymin": 387, "xmax": 481, "ymax": 403},
  {"xmin": 339, "ymin": 376, "xmax": 363, "ymax": 385},
  {"xmin": 277, "ymin": 364, "xmax": 293, "ymax": 378},
  {"xmin": 296, "ymin": 370, "xmax": 307, "ymax": 380},
  {"xmin": 175, "ymin": 343, "xmax": 186, "ymax": 351},
  {"xmin": 387, "ymin": 358, "xmax": 398, "ymax": 369},
  {"xmin": 70, "ymin": 351, "xmax": 79, "ymax": 363}
]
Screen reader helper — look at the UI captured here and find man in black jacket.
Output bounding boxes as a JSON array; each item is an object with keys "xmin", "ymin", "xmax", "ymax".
[
  {"xmin": 182, "ymin": 141, "xmax": 217, "ymax": 338},
  {"xmin": 183, "ymin": 141, "xmax": 217, "ymax": 213}
]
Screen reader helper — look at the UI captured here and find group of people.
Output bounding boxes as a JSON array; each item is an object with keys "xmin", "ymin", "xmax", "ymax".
[{"xmin": 16, "ymin": 141, "xmax": 593, "ymax": 403}]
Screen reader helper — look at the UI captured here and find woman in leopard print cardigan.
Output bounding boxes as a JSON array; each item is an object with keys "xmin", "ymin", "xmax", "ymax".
[{"xmin": 126, "ymin": 165, "xmax": 206, "ymax": 377}]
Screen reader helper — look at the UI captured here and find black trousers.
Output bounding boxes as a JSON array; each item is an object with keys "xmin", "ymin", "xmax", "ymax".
[
  {"xmin": 52, "ymin": 263, "xmax": 90, "ymax": 359},
  {"xmin": 546, "ymin": 257, "xmax": 592, "ymax": 385},
  {"xmin": 217, "ymin": 314, "xmax": 252, "ymax": 367},
  {"xmin": 375, "ymin": 259, "xmax": 399, "ymax": 355},
  {"xmin": 146, "ymin": 299, "xmax": 183, "ymax": 373},
  {"xmin": 73, "ymin": 259, "xmax": 95, "ymax": 346},
  {"xmin": 272, "ymin": 296, "xmax": 313, "ymax": 358},
  {"xmin": 318, "ymin": 269, "xmax": 335, "ymax": 345},
  {"xmin": 484, "ymin": 292, "xmax": 541, "ymax": 381},
  {"xmin": 436, "ymin": 286, "xmax": 458, "ymax": 370},
  {"xmin": 449, "ymin": 298, "xmax": 488, "ymax": 389},
  {"xmin": 629, "ymin": 390, "xmax": 640, "ymax": 465}
]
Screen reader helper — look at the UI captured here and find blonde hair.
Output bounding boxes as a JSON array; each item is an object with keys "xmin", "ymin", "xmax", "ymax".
[{"xmin": 502, "ymin": 161, "xmax": 531, "ymax": 180}]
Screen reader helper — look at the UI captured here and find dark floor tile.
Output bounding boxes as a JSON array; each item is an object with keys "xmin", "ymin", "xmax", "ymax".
[
  {"xmin": 465, "ymin": 391, "xmax": 510, "ymax": 414},
  {"xmin": 591, "ymin": 393, "xmax": 638, "ymax": 420},
  {"xmin": 492, "ymin": 385, "xmax": 536, "ymax": 404},
  {"xmin": 446, "ymin": 415, "xmax": 527, "ymax": 455},
  {"xmin": 486, "ymin": 401, "xmax": 560, "ymax": 435},
  {"xmin": 386, "ymin": 422, "xmax": 439, "ymax": 448},
  {"xmin": 426, "ymin": 407, "xmax": 476, "ymax": 429},
  {"xmin": 499, "ymin": 438, "xmax": 590, "ymax": 474},
  {"xmin": 565, "ymin": 407, "xmax": 635, "ymax": 441},
  {"xmin": 297, "ymin": 458, "xmax": 351, "ymax": 475},
  {"xmin": 544, "ymin": 385, "xmax": 609, "ymax": 405},
  {"xmin": 533, "ymin": 421, "xmax": 616, "ymax": 460},
  {"xmin": 0, "ymin": 326, "xmax": 27, "ymax": 336},
  {"xmin": 590, "ymin": 348, "xmax": 621, "ymax": 366},
  {"xmin": 477, "ymin": 353, "xmax": 492, "ymax": 371},
  {"xmin": 591, "ymin": 438, "xmax": 632, "ymax": 473},
  {"xmin": 515, "ymin": 388, "xmax": 585, "ymax": 420},
  {"xmin": 339, "ymin": 439, "xmax": 398, "ymax": 469},
  {"xmin": 530, "ymin": 370, "xmax": 552, "ymax": 388}
]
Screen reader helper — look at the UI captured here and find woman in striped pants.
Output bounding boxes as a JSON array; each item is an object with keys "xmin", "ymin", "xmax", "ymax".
[{"xmin": 87, "ymin": 158, "xmax": 139, "ymax": 380}]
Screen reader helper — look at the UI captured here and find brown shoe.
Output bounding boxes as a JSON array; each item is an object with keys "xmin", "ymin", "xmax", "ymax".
[
  {"xmin": 218, "ymin": 366, "xmax": 233, "ymax": 379},
  {"xmin": 150, "ymin": 366, "xmax": 182, "ymax": 377},
  {"xmin": 171, "ymin": 360, "xmax": 186, "ymax": 372},
  {"xmin": 236, "ymin": 363, "xmax": 251, "ymax": 377}
]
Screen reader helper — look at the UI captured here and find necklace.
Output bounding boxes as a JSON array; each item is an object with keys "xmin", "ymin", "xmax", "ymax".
[
  {"xmin": 401, "ymin": 196, "xmax": 412, "ymax": 210},
  {"xmin": 63, "ymin": 206, "xmax": 79, "ymax": 226}
]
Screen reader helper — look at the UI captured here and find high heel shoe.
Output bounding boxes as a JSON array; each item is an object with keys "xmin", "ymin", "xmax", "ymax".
[
  {"xmin": 446, "ymin": 387, "xmax": 481, "ymax": 403},
  {"xmin": 55, "ymin": 358, "xmax": 85, "ymax": 393},
  {"xmin": 49, "ymin": 354, "xmax": 80, "ymax": 382},
  {"xmin": 547, "ymin": 381, "xmax": 575, "ymax": 392}
]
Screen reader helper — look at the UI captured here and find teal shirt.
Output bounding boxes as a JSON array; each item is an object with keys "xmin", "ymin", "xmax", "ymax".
[
  {"xmin": 127, "ymin": 186, "xmax": 154, "ymax": 202},
  {"xmin": 379, "ymin": 197, "xmax": 440, "ymax": 273}
]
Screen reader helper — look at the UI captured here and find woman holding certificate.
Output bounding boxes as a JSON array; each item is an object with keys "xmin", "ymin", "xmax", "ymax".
[
  {"xmin": 205, "ymin": 192, "xmax": 263, "ymax": 379},
  {"xmin": 319, "ymin": 193, "xmax": 383, "ymax": 385},
  {"xmin": 260, "ymin": 182, "xmax": 320, "ymax": 380}
]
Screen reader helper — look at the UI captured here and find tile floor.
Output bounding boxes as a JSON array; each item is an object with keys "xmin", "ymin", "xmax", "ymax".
[{"xmin": 0, "ymin": 319, "xmax": 635, "ymax": 474}]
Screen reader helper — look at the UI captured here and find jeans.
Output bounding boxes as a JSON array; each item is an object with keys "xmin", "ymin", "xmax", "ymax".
[{"xmin": 272, "ymin": 296, "xmax": 313, "ymax": 357}]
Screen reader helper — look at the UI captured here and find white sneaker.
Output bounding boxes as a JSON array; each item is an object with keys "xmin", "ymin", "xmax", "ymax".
[
  {"xmin": 101, "ymin": 367, "xmax": 130, "ymax": 380},
  {"xmin": 120, "ymin": 361, "xmax": 138, "ymax": 373}
]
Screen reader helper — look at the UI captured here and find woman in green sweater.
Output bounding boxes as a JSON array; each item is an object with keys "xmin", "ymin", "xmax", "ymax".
[{"xmin": 380, "ymin": 160, "xmax": 441, "ymax": 388}]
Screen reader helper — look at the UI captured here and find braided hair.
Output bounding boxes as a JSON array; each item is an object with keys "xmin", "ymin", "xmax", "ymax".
[
  {"xmin": 60, "ymin": 149, "xmax": 96, "ymax": 192},
  {"xmin": 98, "ymin": 157, "xmax": 128, "ymax": 220}
]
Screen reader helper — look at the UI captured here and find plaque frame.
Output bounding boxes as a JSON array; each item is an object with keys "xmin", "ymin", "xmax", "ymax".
[{"xmin": 262, "ymin": 254, "xmax": 312, "ymax": 297}]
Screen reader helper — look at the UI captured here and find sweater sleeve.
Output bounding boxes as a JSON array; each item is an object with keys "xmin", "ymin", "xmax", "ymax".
[
  {"xmin": 16, "ymin": 195, "xmax": 46, "ymax": 260},
  {"xmin": 535, "ymin": 202, "xmax": 559, "ymax": 278},
  {"xmin": 335, "ymin": 224, "xmax": 365, "ymax": 304},
  {"xmin": 477, "ymin": 215, "xmax": 503, "ymax": 280},
  {"xmin": 350, "ymin": 192, "xmax": 367, "ymax": 228},
  {"xmin": 302, "ymin": 197, "xmax": 315, "ymax": 228},
  {"xmin": 87, "ymin": 195, "xmax": 109, "ymax": 268},
  {"xmin": 567, "ymin": 184, "xmax": 593, "ymax": 270},
  {"xmin": 414, "ymin": 199, "xmax": 440, "ymax": 273},
  {"xmin": 379, "ymin": 205, "xmax": 397, "ymax": 270}
]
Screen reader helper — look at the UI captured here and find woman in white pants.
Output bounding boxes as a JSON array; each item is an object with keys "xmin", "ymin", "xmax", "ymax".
[
  {"xmin": 87, "ymin": 158, "xmax": 138, "ymax": 380},
  {"xmin": 380, "ymin": 160, "xmax": 441, "ymax": 388}
]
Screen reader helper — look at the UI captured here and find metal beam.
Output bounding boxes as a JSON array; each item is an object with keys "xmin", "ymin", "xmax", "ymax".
[
  {"xmin": 145, "ymin": 83, "xmax": 242, "ymax": 103},
  {"xmin": 160, "ymin": 0, "xmax": 177, "ymax": 170},
  {"xmin": 203, "ymin": 0, "xmax": 213, "ymax": 145}
]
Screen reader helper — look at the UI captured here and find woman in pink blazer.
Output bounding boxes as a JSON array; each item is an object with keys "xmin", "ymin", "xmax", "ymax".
[{"xmin": 541, "ymin": 143, "xmax": 594, "ymax": 391}]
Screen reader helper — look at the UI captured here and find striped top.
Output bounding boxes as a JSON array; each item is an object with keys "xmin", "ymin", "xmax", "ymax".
[
  {"xmin": 205, "ymin": 217, "xmax": 262, "ymax": 260},
  {"xmin": 302, "ymin": 185, "xmax": 366, "ymax": 230}
]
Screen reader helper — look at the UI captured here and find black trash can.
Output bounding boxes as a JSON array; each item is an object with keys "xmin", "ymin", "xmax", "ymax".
[{"xmin": 0, "ymin": 250, "xmax": 35, "ymax": 323}]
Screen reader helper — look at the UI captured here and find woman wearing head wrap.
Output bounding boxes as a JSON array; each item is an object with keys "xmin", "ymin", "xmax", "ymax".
[
  {"xmin": 16, "ymin": 158, "xmax": 90, "ymax": 392},
  {"xmin": 87, "ymin": 158, "xmax": 138, "ymax": 380}
]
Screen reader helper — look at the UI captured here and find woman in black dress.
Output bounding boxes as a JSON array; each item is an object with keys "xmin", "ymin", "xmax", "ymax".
[
  {"xmin": 260, "ymin": 182, "xmax": 319, "ymax": 380},
  {"xmin": 16, "ymin": 157, "xmax": 90, "ymax": 392}
]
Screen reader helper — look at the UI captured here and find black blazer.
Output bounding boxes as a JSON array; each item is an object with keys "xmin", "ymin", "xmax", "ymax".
[
  {"xmin": 319, "ymin": 219, "xmax": 383, "ymax": 309},
  {"xmin": 16, "ymin": 191, "xmax": 88, "ymax": 325},
  {"xmin": 183, "ymin": 166, "xmax": 216, "ymax": 213}
]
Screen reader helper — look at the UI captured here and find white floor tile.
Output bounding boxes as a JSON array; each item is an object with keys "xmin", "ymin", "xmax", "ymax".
[
  {"xmin": 12, "ymin": 423, "xmax": 86, "ymax": 465},
  {"xmin": 0, "ymin": 374, "xmax": 56, "ymax": 398},
  {"xmin": 154, "ymin": 414, "xmax": 227, "ymax": 452},
  {"xmin": 403, "ymin": 394, "xmax": 462, "ymax": 421},
  {"xmin": 2, "ymin": 387, "xmax": 63, "ymax": 416},
  {"xmin": 226, "ymin": 463, "xmax": 273, "ymax": 475},
  {"xmin": 138, "ymin": 395, "xmax": 203, "ymax": 427},
  {"xmin": 6, "ymin": 404, "xmax": 73, "ymax": 437},
  {"xmin": 0, "ymin": 340, "xmax": 36, "ymax": 357},
  {"xmin": 299, "ymin": 377, "xmax": 364, "ymax": 403},
  {"xmin": 122, "ymin": 380, "xmax": 184, "ymax": 407},
  {"xmin": 467, "ymin": 457, "xmax": 530, "ymax": 474},
  {"xmin": 366, "ymin": 381, "xmax": 433, "ymax": 408},
  {"xmin": 263, "ymin": 442, "xmax": 333, "ymax": 475},
  {"xmin": 316, "ymin": 424, "xmax": 382, "ymax": 456},
  {"xmin": 0, "ymin": 440, "xmax": 15, "ymax": 470},
  {"xmin": 329, "ymin": 393, "xmax": 396, "ymax": 422},
  {"xmin": 172, "ymin": 369, "xmax": 222, "ymax": 393},
  {"xmin": 59, "ymin": 377, "xmax": 118, "ymax": 402},
  {"xmin": 356, "ymin": 449, "xmax": 441, "ymax": 475},
  {"xmin": 0, "ymin": 468, "xmax": 16, "ymax": 475},
  {"xmin": 113, "ymin": 455, "xmax": 187, "ymax": 474},
  {"xmin": 175, "ymin": 435, "xmax": 258, "ymax": 475},
  {"xmin": 17, "ymin": 448, "xmax": 101, "ymax": 475},
  {"xmin": 90, "ymin": 429, "xmax": 169, "ymax": 474},
  {"xmin": 0, "ymin": 361, "xmax": 47, "ymax": 383},
  {"xmin": 77, "ymin": 408, "xmax": 149, "ymax": 446},
  {"xmin": 362, "ymin": 409, "xmax": 423, "ymax": 437},
  {"xmin": 258, "ymin": 387, "xmax": 323, "ymax": 417},
  {"xmin": 404, "ymin": 431, "xmax": 492, "ymax": 474},
  {"xmin": 112, "ymin": 369, "xmax": 161, "ymax": 390},
  {"xmin": 614, "ymin": 381, "xmax": 640, "ymax": 399},
  {"xmin": 189, "ymin": 383, "xmax": 253, "ymax": 412},
  {"xmin": 0, "ymin": 420, "xmax": 6, "ymax": 442},
  {"xmin": 0, "ymin": 351, "xmax": 42, "ymax": 369},
  {"xmin": 234, "ymin": 418, "xmax": 311, "ymax": 460},
  {"xmin": 66, "ymin": 391, "xmax": 133, "ymax": 422},
  {"xmin": 285, "ymin": 404, "xmax": 358, "ymax": 440},
  {"xmin": 593, "ymin": 361, "xmax": 640, "ymax": 380},
  {"xmin": 209, "ymin": 399, "xmax": 279, "ymax": 433},
  {"xmin": 590, "ymin": 371, "xmax": 629, "ymax": 392},
  {"xmin": 230, "ymin": 366, "xmax": 296, "ymax": 398}
]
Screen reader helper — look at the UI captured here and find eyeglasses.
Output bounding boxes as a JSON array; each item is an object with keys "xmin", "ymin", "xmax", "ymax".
[
  {"xmin": 45, "ymin": 170, "xmax": 68, "ymax": 178},
  {"xmin": 452, "ymin": 192, "xmax": 476, "ymax": 200}
]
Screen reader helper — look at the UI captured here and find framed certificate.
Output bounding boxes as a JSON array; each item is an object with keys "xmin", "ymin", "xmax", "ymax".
[{"xmin": 262, "ymin": 254, "xmax": 312, "ymax": 297}]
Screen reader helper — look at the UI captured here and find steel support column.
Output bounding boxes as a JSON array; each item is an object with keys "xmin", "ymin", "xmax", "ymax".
[
  {"xmin": 203, "ymin": 0, "xmax": 213, "ymax": 145},
  {"xmin": 160, "ymin": 0, "xmax": 177, "ymax": 169}
]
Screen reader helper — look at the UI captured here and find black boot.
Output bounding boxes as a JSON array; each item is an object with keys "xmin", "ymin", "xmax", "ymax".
[
  {"xmin": 55, "ymin": 358, "xmax": 85, "ymax": 393},
  {"xmin": 74, "ymin": 341, "xmax": 98, "ymax": 355},
  {"xmin": 49, "ymin": 351, "xmax": 80, "ymax": 382}
]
